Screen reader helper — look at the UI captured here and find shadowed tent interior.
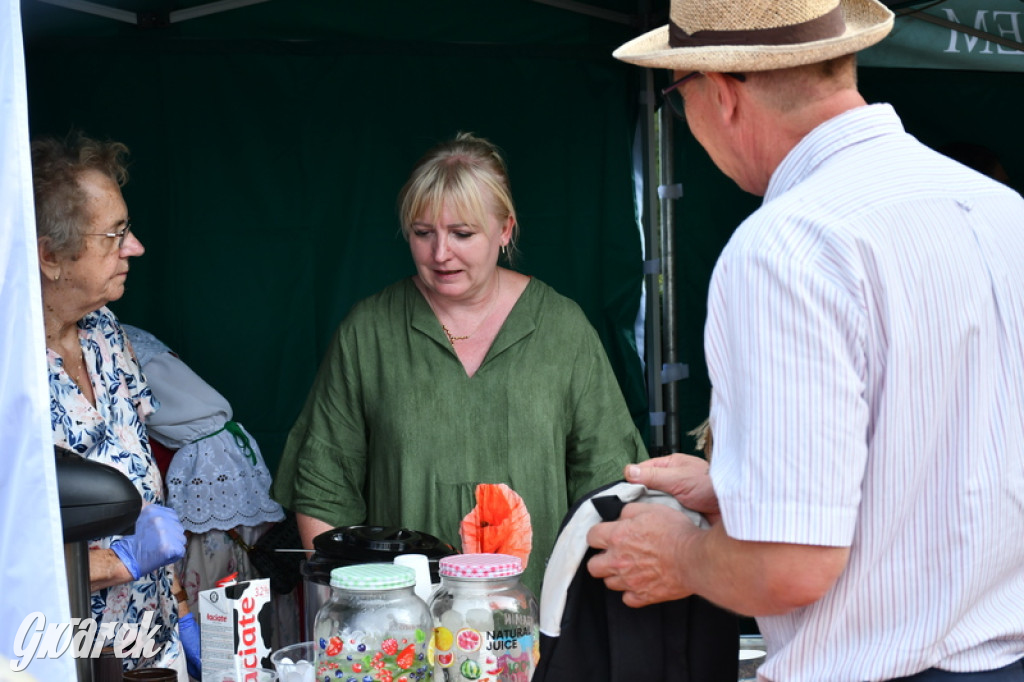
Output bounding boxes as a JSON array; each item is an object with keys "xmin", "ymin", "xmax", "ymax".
[
  {"xmin": 19, "ymin": 0, "xmax": 1024, "ymax": 475},
  {"xmin": 21, "ymin": 0, "xmax": 661, "ymax": 470}
]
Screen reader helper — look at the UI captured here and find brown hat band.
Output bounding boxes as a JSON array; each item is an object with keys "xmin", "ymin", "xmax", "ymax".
[{"xmin": 669, "ymin": 5, "xmax": 845, "ymax": 48}]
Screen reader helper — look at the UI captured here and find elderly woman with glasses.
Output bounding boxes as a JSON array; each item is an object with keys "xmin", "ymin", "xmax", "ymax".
[
  {"xmin": 272, "ymin": 132, "xmax": 648, "ymax": 595},
  {"xmin": 34, "ymin": 133, "xmax": 198, "ymax": 680}
]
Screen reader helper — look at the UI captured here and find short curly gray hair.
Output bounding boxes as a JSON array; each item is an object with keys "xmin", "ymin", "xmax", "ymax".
[{"xmin": 32, "ymin": 132, "xmax": 130, "ymax": 259}]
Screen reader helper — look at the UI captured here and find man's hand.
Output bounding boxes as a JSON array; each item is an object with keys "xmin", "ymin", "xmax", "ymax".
[
  {"xmin": 586, "ymin": 501, "xmax": 704, "ymax": 607},
  {"xmin": 625, "ymin": 453, "xmax": 721, "ymax": 524},
  {"xmin": 588, "ymin": 453, "xmax": 852, "ymax": 615}
]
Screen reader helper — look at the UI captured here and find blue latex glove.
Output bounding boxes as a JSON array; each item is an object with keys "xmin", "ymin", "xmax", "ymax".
[
  {"xmin": 178, "ymin": 612, "xmax": 202, "ymax": 680},
  {"xmin": 110, "ymin": 504, "xmax": 186, "ymax": 580}
]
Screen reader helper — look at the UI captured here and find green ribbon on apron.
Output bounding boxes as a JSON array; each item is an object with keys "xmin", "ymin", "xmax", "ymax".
[{"xmin": 192, "ymin": 420, "xmax": 257, "ymax": 465}]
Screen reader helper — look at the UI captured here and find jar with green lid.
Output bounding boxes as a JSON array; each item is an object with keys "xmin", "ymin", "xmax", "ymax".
[
  {"xmin": 428, "ymin": 554, "xmax": 538, "ymax": 682},
  {"xmin": 313, "ymin": 563, "xmax": 432, "ymax": 682}
]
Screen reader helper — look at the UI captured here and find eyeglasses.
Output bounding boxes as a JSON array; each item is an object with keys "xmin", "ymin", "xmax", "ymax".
[
  {"xmin": 85, "ymin": 221, "xmax": 133, "ymax": 250},
  {"xmin": 660, "ymin": 72, "xmax": 747, "ymax": 121}
]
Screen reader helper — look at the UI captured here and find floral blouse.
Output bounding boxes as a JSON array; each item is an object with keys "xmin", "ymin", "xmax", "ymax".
[{"xmin": 48, "ymin": 306, "xmax": 181, "ymax": 672}]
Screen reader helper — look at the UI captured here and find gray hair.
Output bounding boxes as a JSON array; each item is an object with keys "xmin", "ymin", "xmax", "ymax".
[{"xmin": 32, "ymin": 132, "xmax": 129, "ymax": 258}]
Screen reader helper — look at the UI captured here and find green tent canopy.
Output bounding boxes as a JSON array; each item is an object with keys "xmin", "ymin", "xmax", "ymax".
[{"xmin": 19, "ymin": 0, "xmax": 1024, "ymax": 471}]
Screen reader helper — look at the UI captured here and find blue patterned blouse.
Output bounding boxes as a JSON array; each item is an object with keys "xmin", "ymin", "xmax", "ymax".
[{"xmin": 48, "ymin": 306, "xmax": 181, "ymax": 672}]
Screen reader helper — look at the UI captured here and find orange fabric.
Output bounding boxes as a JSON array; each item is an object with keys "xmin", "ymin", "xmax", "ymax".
[{"xmin": 459, "ymin": 483, "xmax": 532, "ymax": 568}]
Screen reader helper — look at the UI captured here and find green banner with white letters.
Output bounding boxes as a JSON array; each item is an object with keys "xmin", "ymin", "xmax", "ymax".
[{"xmin": 862, "ymin": 0, "xmax": 1024, "ymax": 71}]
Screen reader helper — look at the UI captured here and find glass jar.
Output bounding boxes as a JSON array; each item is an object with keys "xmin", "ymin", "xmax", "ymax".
[
  {"xmin": 428, "ymin": 554, "xmax": 539, "ymax": 682},
  {"xmin": 313, "ymin": 563, "xmax": 432, "ymax": 682}
]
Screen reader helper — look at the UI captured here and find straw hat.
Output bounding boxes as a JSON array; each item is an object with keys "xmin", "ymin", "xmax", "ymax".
[{"xmin": 613, "ymin": 0, "xmax": 894, "ymax": 72}]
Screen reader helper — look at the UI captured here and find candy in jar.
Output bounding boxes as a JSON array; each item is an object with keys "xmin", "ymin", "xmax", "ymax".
[
  {"xmin": 313, "ymin": 563, "xmax": 432, "ymax": 682},
  {"xmin": 429, "ymin": 554, "xmax": 539, "ymax": 682}
]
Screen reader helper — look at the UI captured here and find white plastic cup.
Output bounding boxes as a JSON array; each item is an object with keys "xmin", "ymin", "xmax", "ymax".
[
  {"xmin": 393, "ymin": 553, "xmax": 433, "ymax": 603},
  {"xmin": 270, "ymin": 641, "xmax": 317, "ymax": 682}
]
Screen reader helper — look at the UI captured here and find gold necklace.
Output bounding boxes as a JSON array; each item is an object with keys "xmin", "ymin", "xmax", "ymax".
[
  {"xmin": 427, "ymin": 279, "xmax": 502, "ymax": 347},
  {"xmin": 441, "ymin": 323, "xmax": 470, "ymax": 345},
  {"xmin": 62, "ymin": 353, "xmax": 88, "ymax": 389},
  {"xmin": 46, "ymin": 321, "xmax": 89, "ymax": 390},
  {"xmin": 438, "ymin": 299, "xmax": 498, "ymax": 346}
]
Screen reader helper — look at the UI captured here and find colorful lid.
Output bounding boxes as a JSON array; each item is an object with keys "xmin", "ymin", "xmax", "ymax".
[
  {"xmin": 439, "ymin": 553, "xmax": 523, "ymax": 579},
  {"xmin": 330, "ymin": 563, "xmax": 416, "ymax": 590}
]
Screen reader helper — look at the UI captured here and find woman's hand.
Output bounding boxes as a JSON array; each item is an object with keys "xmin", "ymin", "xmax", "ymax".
[
  {"xmin": 88, "ymin": 548, "xmax": 136, "ymax": 591},
  {"xmin": 178, "ymin": 612, "xmax": 201, "ymax": 679},
  {"xmin": 296, "ymin": 512, "xmax": 333, "ymax": 554},
  {"xmin": 109, "ymin": 504, "xmax": 186, "ymax": 579},
  {"xmin": 89, "ymin": 504, "xmax": 185, "ymax": 591}
]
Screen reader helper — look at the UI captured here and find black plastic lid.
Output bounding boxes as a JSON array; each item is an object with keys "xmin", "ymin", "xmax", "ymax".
[
  {"xmin": 302, "ymin": 525, "xmax": 456, "ymax": 585},
  {"xmin": 312, "ymin": 525, "xmax": 454, "ymax": 556}
]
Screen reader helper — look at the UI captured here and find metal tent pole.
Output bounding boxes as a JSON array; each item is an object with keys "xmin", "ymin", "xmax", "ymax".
[
  {"xmin": 658, "ymin": 104, "xmax": 684, "ymax": 453},
  {"xmin": 640, "ymin": 68, "xmax": 664, "ymax": 453}
]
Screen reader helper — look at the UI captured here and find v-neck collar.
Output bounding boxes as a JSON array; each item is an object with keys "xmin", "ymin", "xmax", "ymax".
[{"xmin": 408, "ymin": 277, "xmax": 538, "ymax": 372}]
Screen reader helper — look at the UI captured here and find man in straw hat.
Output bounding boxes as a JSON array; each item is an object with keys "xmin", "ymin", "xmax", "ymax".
[{"xmin": 587, "ymin": 0, "xmax": 1024, "ymax": 680}]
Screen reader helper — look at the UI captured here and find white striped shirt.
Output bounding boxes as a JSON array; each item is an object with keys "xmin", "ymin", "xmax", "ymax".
[{"xmin": 707, "ymin": 104, "xmax": 1024, "ymax": 681}]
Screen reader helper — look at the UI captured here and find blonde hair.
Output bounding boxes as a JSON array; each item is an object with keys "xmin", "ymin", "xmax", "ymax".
[{"xmin": 398, "ymin": 132, "xmax": 519, "ymax": 264}]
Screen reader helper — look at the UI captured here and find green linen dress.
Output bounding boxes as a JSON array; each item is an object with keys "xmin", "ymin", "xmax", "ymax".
[{"xmin": 271, "ymin": 277, "xmax": 648, "ymax": 594}]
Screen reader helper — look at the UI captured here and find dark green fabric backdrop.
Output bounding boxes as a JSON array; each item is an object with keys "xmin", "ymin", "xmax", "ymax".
[
  {"xmin": 24, "ymin": 12, "xmax": 650, "ymax": 471},
  {"xmin": 25, "ymin": 0, "xmax": 1024, "ymax": 469}
]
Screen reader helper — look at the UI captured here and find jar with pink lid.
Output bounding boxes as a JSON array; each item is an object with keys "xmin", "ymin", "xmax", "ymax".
[{"xmin": 428, "ymin": 554, "xmax": 539, "ymax": 682}]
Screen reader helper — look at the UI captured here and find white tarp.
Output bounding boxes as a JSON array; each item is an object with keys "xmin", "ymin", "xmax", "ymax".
[
  {"xmin": 861, "ymin": 0, "xmax": 1024, "ymax": 71},
  {"xmin": 0, "ymin": 0, "xmax": 75, "ymax": 679}
]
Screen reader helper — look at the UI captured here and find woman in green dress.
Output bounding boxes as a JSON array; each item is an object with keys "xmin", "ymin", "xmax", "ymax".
[{"xmin": 272, "ymin": 132, "xmax": 646, "ymax": 594}]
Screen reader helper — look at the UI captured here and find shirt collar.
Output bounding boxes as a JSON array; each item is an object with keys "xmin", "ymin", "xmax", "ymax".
[{"xmin": 765, "ymin": 103, "xmax": 904, "ymax": 202}]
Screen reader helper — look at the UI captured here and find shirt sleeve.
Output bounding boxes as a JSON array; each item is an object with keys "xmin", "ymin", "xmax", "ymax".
[
  {"xmin": 564, "ymin": 312, "xmax": 649, "ymax": 505},
  {"xmin": 271, "ymin": 322, "xmax": 369, "ymax": 527},
  {"xmin": 707, "ymin": 219, "xmax": 869, "ymax": 547}
]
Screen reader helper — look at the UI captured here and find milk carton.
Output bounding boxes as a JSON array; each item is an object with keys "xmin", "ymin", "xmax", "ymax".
[{"xmin": 198, "ymin": 577, "xmax": 274, "ymax": 679}]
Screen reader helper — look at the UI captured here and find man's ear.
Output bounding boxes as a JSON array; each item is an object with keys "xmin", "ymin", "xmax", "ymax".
[{"xmin": 704, "ymin": 72, "xmax": 742, "ymax": 127}]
